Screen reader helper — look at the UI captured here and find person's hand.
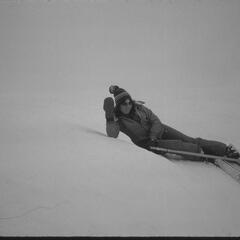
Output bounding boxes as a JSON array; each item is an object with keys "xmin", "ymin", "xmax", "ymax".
[
  {"xmin": 147, "ymin": 137, "xmax": 159, "ymax": 147},
  {"xmin": 103, "ymin": 97, "xmax": 115, "ymax": 121}
]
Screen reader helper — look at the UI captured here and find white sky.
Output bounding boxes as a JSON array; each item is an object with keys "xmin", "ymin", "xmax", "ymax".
[{"xmin": 0, "ymin": 0, "xmax": 240, "ymax": 94}]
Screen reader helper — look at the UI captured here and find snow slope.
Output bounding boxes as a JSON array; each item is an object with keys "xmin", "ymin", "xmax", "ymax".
[
  {"xmin": 1, "ymin": 92, "xmax": 240, "ymax": 236},
  {"xmin": 1, "ymin": 0, "xmax": 240, "ymax": 236}
]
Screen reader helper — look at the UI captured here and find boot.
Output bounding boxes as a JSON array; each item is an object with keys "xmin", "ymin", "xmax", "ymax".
[{"xmin": 225, "ymin": 144, "xmax": 240, "ymax": 159}]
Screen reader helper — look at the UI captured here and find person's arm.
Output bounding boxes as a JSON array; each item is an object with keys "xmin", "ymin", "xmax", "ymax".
[
  {"xmin": 106, "ymin": 120, "xmax": 120, "ymax": 138},
  {"xmin": 142, "ymin": 105, "xmax": 165, "ymax": 140}
]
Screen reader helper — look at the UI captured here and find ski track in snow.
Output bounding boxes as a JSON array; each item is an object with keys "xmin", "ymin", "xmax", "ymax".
[{"xmin": 0, "ymin": 201, "xmax": 69, "ymax": 221}]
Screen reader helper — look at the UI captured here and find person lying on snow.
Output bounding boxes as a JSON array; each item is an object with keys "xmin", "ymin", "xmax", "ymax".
[{"xmin": 103, "ymin": 85, "xmax": 240, "ymax": 161}]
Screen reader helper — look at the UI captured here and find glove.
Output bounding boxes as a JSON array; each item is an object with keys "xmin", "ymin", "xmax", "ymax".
[
  {"xmin": 147, "ymin": 137, "xmax": 159, "ymax": 147},
  {"xmin": 103, "ymin": 97, "xmax": 115, "ymax": 121}
]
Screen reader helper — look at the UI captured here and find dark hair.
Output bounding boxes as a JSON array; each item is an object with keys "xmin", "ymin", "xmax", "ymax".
[{"xmin": 114, "ymin": 98, "xmax": 136, "ymax": 117}]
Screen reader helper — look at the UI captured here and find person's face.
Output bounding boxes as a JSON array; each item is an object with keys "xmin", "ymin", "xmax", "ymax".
[{"xmin": 119, "ymin": 99, "xmax": 133, "ymax": 115}]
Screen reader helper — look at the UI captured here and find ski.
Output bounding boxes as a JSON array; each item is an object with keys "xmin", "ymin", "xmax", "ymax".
[
  {"xmin": 214, "ymin": 159, "xmax": 240, "ymax": 183},
  {"xmin": 150, "ymin": 146, "xmax": 240, "ymax": 184}
]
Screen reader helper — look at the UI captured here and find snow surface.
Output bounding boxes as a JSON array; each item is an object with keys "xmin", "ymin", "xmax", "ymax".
[{"xmin": 1, "ymin": 0, "xmax": 240, "ymax": 236}]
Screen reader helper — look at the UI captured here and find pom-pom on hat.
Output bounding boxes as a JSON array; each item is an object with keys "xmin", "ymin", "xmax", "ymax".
[{"xmin": 109, "ymin": 85, "xmax": 132, "ymax": 106}]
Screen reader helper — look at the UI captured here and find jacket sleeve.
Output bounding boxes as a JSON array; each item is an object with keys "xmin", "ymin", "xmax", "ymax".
[
  {"xmin": 106, "ymin": 120, "xmax": 120, "ymax": 138},
  {"xmin": 142, "ymin": 105, "xmax": 165, "ymax": 139}
]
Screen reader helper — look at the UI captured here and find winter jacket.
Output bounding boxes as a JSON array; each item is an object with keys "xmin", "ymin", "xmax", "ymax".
[{"xmin": 106, "ymin": 102, "xmax": 165, "ymax": 144}]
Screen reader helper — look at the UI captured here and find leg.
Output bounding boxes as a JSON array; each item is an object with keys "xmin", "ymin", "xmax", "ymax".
[
  {"xmin": 195, "ymin": 138, "xmax": 227, "ymax": 156},
  {"xmin": 136, "ymin": 137, "xmax": 201, "ymax": 156},
  {"xmin": 162, "ymin": 124, "xmax": 227, "ymax": 156},
  {"xmin": 156, "ymin": 139, "xmax": 201, "ymax": 152},
  {"xmin": 161, "ymin": 125, "xmax": 196, "ymax": 142},
  {"xmin": 155, "ymin": 139, "xmax": 202, "ymax": 161}
]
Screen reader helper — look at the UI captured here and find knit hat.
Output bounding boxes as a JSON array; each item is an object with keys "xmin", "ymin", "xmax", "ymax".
[{"xmin": 109, "ymin": 85, "xmax": 132, "ymax": 106}]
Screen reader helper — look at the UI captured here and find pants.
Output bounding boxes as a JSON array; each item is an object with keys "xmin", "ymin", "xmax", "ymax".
[
  {"xmin": 137, "ymin": 124, "xmax": 227, "ymax": 161},
  {"xmin": 161, "ymin": 125, "xmax": 227, "ymax": 156}
]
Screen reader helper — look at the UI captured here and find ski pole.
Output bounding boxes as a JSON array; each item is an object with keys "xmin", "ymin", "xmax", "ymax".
[{"xmin": 149, "ymin": 146, "xmax": 240, "ymax": 165}]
